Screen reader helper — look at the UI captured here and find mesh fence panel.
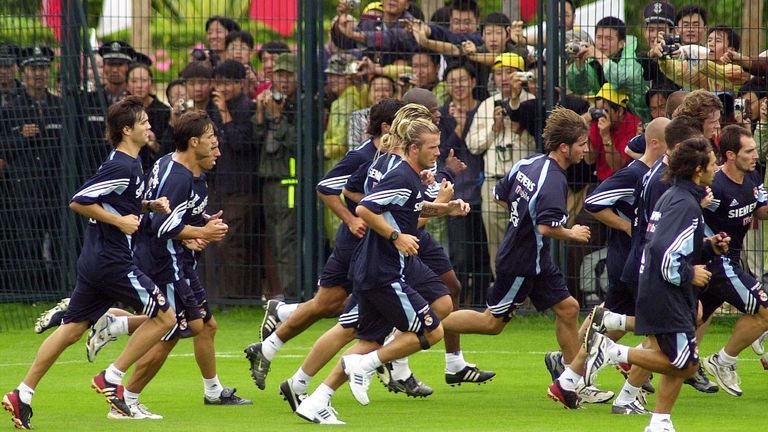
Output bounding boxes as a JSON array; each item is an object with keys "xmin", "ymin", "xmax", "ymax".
[{"xmin": 1, "ymin": 0, "xmax": 765, "ymax": 331}]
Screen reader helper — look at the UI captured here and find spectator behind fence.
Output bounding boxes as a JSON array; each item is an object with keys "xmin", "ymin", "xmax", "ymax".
[
  {"xmin": 254, "ymin": 52, "xmax": 299, "ymax": 301},
  {"xmin": 205, "ymin": 59, "xmax": 258, "ymax": 298},
  {"xmin": 180, "ymin": 61, "xmax": 224, "ymax": 128},
  {"xmin": 126, "ymin": 62, "xmax": 169, "ymax": 172},
  {"xmin": 438, "ymin": 62, "xmax": 491, "ymax": 303},
  {"xmin": 97, "ymin": 41, "xmax": 136, "ymax": 106},
  {"xmin": 224, "ymin": 30, "xmax": 257, "ymax": 96},
  {"xmin": 348, "ymin": 74, "xmax": 395, "ymax": 150},
  {"xmin": 205, "ymin": 16, "xmax": 241, "ymax": 66},
  {"xmin": 0, "ymin": 46, "xmax": 61, "ymax": 293},
  {"xmin": 646, "ymin": 81, "xmax": 678, "ymax": 120},
  {"xmin": 636, "ymin": 2, "xmax": 681, "ymax": 91},
  {"xmin": 584, "ymin": 83, "xmax": 641, "ymax": 181},
  {"xmin": 676, "ymin": 4, "xmax": 708, "ymax": 46},
  {"xmin": 466, "ymin": 52, "xmax": 535, "ymax": 277},
  {"xmin": 424, "ymin": 0, "xmax": 483, "ymax": 46},
  {"xmin": 333, "ymin": 0, "xmax": 418, "ymax": 66},
  {"xmin": 0, "ymin": 43, "xmax": 20, "ymax": 107},
  {"xmin": 158, "ymin": 78, "xmax": 187, "ymax": 154},
  {"xmin": 253, "ymin": 41, "xmax": 291, "ymax": 99},
  {"xmin": 568, "ymin": 17, "xmax": 650, "ymax": 121},
  {"xmin": 410, "ymin": 50, "xmax": 448, "ymax": 105}
]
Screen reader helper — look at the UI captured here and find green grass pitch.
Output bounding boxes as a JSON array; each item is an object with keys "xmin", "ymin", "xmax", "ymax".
[{"xmin": 0, "ymin": 306, "xmax": 764, "ymax": 431}]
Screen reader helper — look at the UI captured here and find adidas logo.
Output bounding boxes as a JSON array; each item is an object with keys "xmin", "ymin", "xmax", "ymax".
[{"xmin": 731, "ymin": 198, "xmax": 740, "ymax": 206}]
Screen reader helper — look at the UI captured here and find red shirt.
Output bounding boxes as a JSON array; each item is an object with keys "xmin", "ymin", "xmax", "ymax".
[{"xmin": 589, "ymin": 112, "xmax": 641, "ymax": 180}]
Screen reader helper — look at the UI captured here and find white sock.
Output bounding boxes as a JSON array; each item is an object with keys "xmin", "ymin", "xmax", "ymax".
[
  {"xmin": 557, "ymin": 367, "xmax": 581, "ymax": 391},
  {"xmin": 109, "ymin": 316, "xmax": 130, "ymax": 336},
  {"xmin": 315, "ymin": 383, "xmax": 335, "ymax": 405},
  {"xmin": 390, "ymin": 356, "xmax": 412, "ymax": 381},
  {"xmin": 445, "ymin": 351, "xmax": 468, "ymax": 374},
  {"xmin": 605, "ymin": 339, "xmax": 630, "ymax": 364},
  {"xmin": 650, "ymin": 413, "xmax": 672, "ymax": 426},
  {"xmin": 615, "ymin": 381, "xmax": 641, "ymax": 405},
  {"xmin": 105, "ymin": 364, "xmax": 125, "ymax": 384},
  {"xmin": 603, "ymin": 311, "xmax": 627, "ymax": 331},
  {"xmin": 203, "ymin": 375, "xmax": 223, "ymax": 399},
  {"xmin": 17, "ymin": 383, "xmax": 34, "ymax": 405},
  {"xmin": 262, "ymin": 333, "xmax": 284, "ymax": 361},
  {"xmin": 276, "ymin": 303, "xmax": 299, "ymax": 322},
  {"xmin": 124, "ymin": 389, "xmax": 140, "ymax": 406},
  {"xmin": 717, "ymin": 347, "xmax": 737, "ymax": 366},
  {"xmin": 359, "ymin": 351, "xmax": 382, "ymax": 372},
  {"xmin": 290, "ymin": 368, "xmax": 313, "ymax": 394}
]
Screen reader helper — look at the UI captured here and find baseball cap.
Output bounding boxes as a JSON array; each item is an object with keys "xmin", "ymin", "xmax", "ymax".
[
  {"xmin": 274, "ymin": 53, "xmax": 297, "ymax": 73},
  {"xmin": 644, "ymin": 2, "xmax": 675, "ymax": 27},
  {"xmin": 493, "ymin": 52, "xmax": 526, "ymax": 71},
  {"xmin": 324, "ymin": 53, "xmax": 356, "ymax": 75},
  {"xmin": 587, "ymin": 83, "xmax": 630, "ymax": 108}
]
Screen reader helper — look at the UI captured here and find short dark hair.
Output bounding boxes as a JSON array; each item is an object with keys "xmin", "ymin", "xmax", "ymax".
[
  {"xmin": 451, "ymin": 0, "xmax": 480, "ymax": 18},
  {"xmin": 411, "ymin": 50, "xmax": 441, "ymax": 67},
  {"xmin": 664, "ymin": 115, "xmax": 703, "ymax": 150},
  {"xmin": 106, "ymin": 95, "xmax": 145, "ymax": 147},
  {"xmin": 676, "ymin": 4, "xmax": 708, "ymax": 26},
  {"xmin": 173, "ymin": 111, "xmax": 214, "ymax": 152},
  {"xmin": 214, "ymin": 59, "xmax": 246, "ymax": 80},
  {"xmin": 369, "ymin": 75, "xmax": 396, "ymax": 93},
  {"xmin": 126, "ymin": 62, "xmax": 152, "ymax": 81},
  {"xmin": 180, "ymin": 61, "xmax": 213, "ymax": 80},
  {"xmin": 738, "ymin": 77, "xmax": 768, "ymax": 99},
  {"xmin": 257, "ymin": 41, "xmax": 290, "ymax": 62},
  {"xmin": 367, "ymin": 98, "xmax": 407, "ymax": 137},
  {"xmin": 165, "ymin": 78, "xmax": 186, "ymax": 101},
  {"xmin": 719, "ymin": 124, "xmax": 753, "ymax": 159},
  {"xmin": 596, "ymin": 16, "xmax": 627, "ymax": 41},
  {"xmin": 430, "ymin": 6, "xmax": 453, "ymax": 26},
  {"xmin": 225, "ymin": 30, "xmax": 254, "ymax": 50},
  {"xmin": 542, "ymin": 106, "xmax": 589, "ymax": 153},
  {"xmin": 480, "ymin": 12, "xmax": 511, "ymax": 31},
  {"xmin": 444, "ymin": 62, "xmax": 477, "ymax": 79},
  {"xmin": 205, "ymin": 16, "xmax": 240, "ymax": 33},
  {"xmin": 708, "ymin": 25, "xmax": 740, "ymax": 51},
  {"xmin": 665, "ymin": 137, "xmax": 712, "ymax": 182}
]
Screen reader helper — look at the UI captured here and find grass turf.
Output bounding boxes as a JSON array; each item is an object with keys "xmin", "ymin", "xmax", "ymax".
[{"xmin": 0, "ymin": 306, "xmax": 763, "ymax": 431}]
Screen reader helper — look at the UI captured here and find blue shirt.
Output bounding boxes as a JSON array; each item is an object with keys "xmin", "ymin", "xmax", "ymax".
[
  {"xmin": 584, "ymin": 160, "xmax": 650, "ymax": 280},
  {"xmin": 179, "ymin": 173, "xmax": 210, "ymax": 272},
  {"xmin": 133, "ymin": 154, "xmax": 197, "ymax": 284},
  {"xmin": 71, "ymin": 150, "xmax": 146, "ymax": 279},
  {"xmin": 494, "ymin": 154, "xmax": 569, "ymax": 275},
  {"xmin": 703, "ymin": 169, "xmax": 767, "ymax": 259},
  {"xmin": 317, "ymin": 138, "xmax": 378, "ymax": 214},
  {"xmin": 621, "ymin": 157, "xmax": 669, "ymax": 285},
  {"xmin": 352, "ymin": 160, "xmax": 425, "ymax": 290}
]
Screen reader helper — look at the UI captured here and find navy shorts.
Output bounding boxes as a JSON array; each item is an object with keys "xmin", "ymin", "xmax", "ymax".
[
  {"xmin": 487, "ymin": 262, "xmax": 571, "ymax": 320},
  {"xmin": 160, "ymin": 278, "xmax": 204, "ymax": 341},
  {"xmin": 340, "ymin": 258, "xmax": 448, "ymax": 330},
  {"xmin": 700, "ymin": 257, "xmax": 768, "ymax": 321},
  {"xmin": 318, "ymin": 233, "xmax": 360, "ymax": 294},
  {"xmin": 604, "ymin": 276, "xmax": 638, "ymax": 316},
  {"xmin": 417, "ymin": 229, "xmax": 453, "ymax": 277},
  {"xmin": 63, "ymin": 266, "xmax": 170, "ymax": 325},
  {"xmin": 188, "ymin": 271, "xmax": 212, "ymax": 324},
  {"xmin": 655, "ymin": 332, "xmax": 699, "ymax": 370},
  {"xmin": 356, "ymin": 281, "xmax": 440, "ymax": 345}
]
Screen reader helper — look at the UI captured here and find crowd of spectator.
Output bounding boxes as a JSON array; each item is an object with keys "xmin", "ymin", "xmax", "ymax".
[{"xmin": 2, "ymin": 0, "xmax": 768, "ymax": 304}]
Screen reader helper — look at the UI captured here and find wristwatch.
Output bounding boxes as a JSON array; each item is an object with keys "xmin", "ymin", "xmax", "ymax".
[{"xmin": 389, "ymin": 230, "xmax": 400, "ymax": 241}]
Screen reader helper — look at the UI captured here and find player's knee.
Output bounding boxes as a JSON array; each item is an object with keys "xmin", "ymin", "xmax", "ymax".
[
  {"xmin": 431, "ymin": 296, "xmax": 453, "ymax": 319},
  {"xmin": 204, "ymin": 316, "xmax": 218, "ymax": 336},
  {"xmin": 155, "ymin": 308, "xmax": 177, "ymax": 330},
  {"xmin": 188, "ymin": 319, "xmax": 204, "ymax": 336},
  {"xmin": 58, "ymin": 322, "xmax": 89, "ymax": 345},
  {"xmin": 488, "ymin": 317, "xmax": 506, "ymax": 335},
  {"xmin": 555, "ymin": 297, "xmax": 580, "ymax": 322},
  {"xmin": 315, "ymin": 289, "xmax": 346, "ymax": 317},
  {"xmin": 424, "ymin": 324, "xmax": 444, "ymax": 347},
  {"xmin": 441, "ymin": 272, "xmax": 462, "ymax": 301},
  {"xmin": 680, "ymin": 362, "xmax": 699, "ymax": 379}
]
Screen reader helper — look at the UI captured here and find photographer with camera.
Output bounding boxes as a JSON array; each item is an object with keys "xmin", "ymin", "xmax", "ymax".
[
  {"xmin": 637, "ymin": 2, "xmax": 682, "ymax": 93},
  {"xmin": 466, "ymin": 52, "xmax": 534, "ymax": 276},
  {"xmin": 254, "ymin": 53, "xmax": 300, "ymax": 301},
  {"xmin": 584, "ymin": 83, "xmax": 641, "ymax": 181},
  {"xmin": 567, "ymin": 17, "xmax": 650, "ymax": 122}
]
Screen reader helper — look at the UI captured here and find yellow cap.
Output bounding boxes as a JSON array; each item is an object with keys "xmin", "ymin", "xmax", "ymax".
[
  {"xmin": 587, "ymin": 82, "xmax": 629, "ymax": 108},
  {"xmin": 364, "ymin": 2, "xmax": 384, "ymax": 13},
  {"xmin": 493, "ymin": 52, "xmax": 526, "ymax": 71}
]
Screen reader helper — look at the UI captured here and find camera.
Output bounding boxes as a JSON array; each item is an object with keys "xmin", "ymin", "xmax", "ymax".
[
  {"xmin": 399, "ymin": 73, "xmax": 415, "ymax": 85},
  {"xmin": 590, "ymin": 107, "xmax": 606, "ymax": 121},
  {"xmin": 564, "ymin": 42, "xmax": 582, "ymax": 55},
  {"xmin": 178, "ymin": 98, "xmax": 195, "ymax": 113},
  {"xmin": 494, "ymin": 99, "xmax": 509, "ymax": 116},
  {"xmin": 344, "ymin": 0, "xmax": 361, "ymax": 9},
  {"xmin": 347, "ymin": 61, "xmax": 359, "ymax": 74},
  {"xmin": 662, "ymin": 34, "xmax": 681, "ymax": 54},
  {"xmin": 272, "ymin": 91, "xmax": 285, "ymax": 103},
  {"xmin": 514, "ymin": 71, "xmax": 534, "ymax": 81},
  {"xmin": 191, "ymin": 48, "xmax": 208, "ymax": 62},
  {"xmin": 734, "ymin": 98, "xmax": 745, "ymax": 112}
]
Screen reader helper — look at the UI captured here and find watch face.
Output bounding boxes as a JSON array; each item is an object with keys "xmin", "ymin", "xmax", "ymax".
[{"xmin": 390, "ymin": 231, "xmax": 398, "ymax": 241}]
